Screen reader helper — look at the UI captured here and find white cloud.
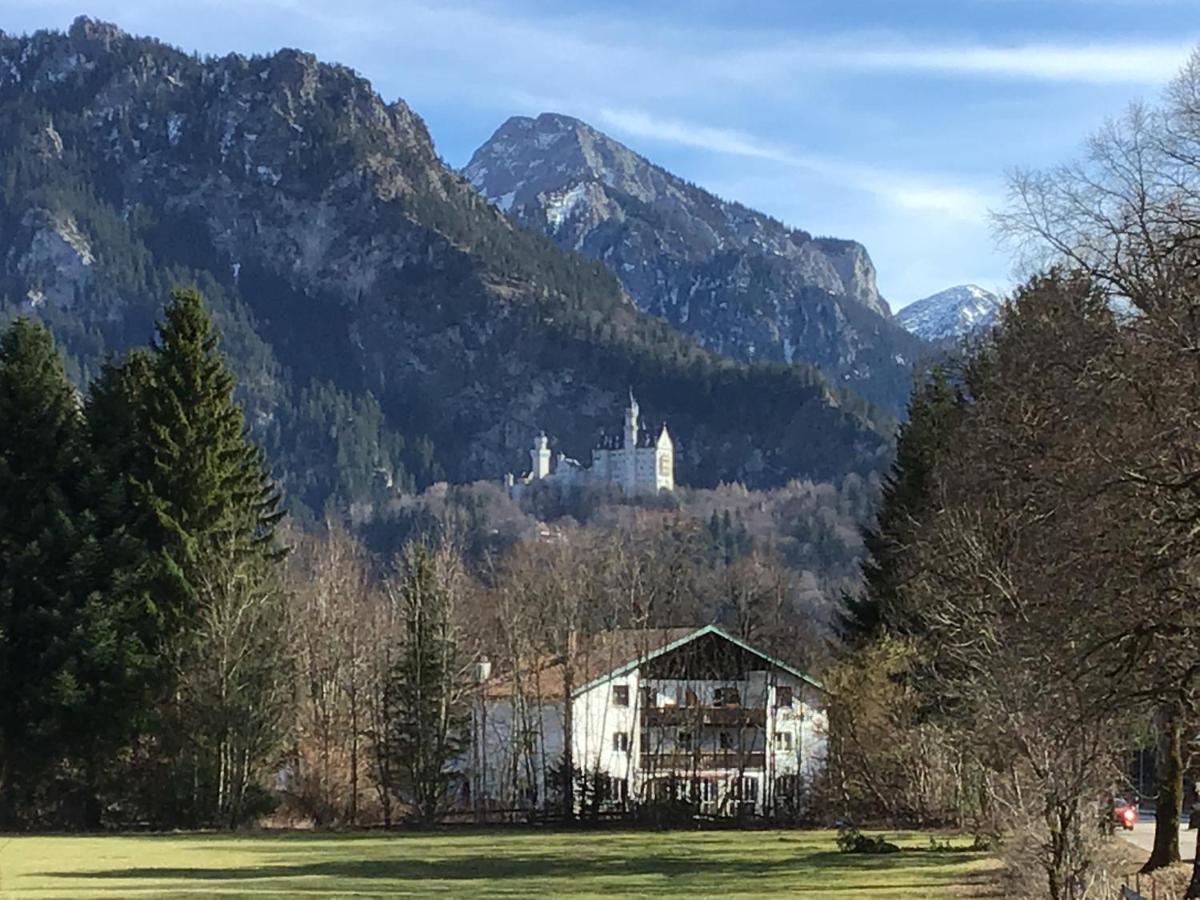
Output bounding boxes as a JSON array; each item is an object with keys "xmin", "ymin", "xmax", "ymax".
[
  {"xmin": 596, "ymin": 107, "xmax": 997, "ymax": 224},
  {"xmin": 844, "ymin": 41, "xmax": 1195, "ymax": 84}
]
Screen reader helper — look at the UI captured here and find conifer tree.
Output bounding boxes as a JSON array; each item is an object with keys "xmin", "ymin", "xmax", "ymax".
[
  {"xmin": 838, "ymin": 366, "xmax": 963, "ymax": 645},
  {"xmin": 0, "ymin": 318, "xmax": 156, "ymax": 827},
  {"xmin": 383, "ymin": 544, "xmax": 468, "ymax": 824},
  {"xmin": 0, "ymin": 318, "xmax": 86, "ymax": 824},
  {"xmin": 126, "ymin": 287, "xmax": 286, "ymax": 825},
  {"xmin": 139, "ymin": 286, "xmax": 285, "ymax": 633}
]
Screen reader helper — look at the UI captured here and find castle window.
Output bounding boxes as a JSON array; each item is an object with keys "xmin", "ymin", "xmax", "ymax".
[
  {"xmin": 612, "ymin": 685, "xmax": 629, "ymax": 707},
  {"xmin": 775, "ymin": 686, "xmax": 793, "ymax": 708}
]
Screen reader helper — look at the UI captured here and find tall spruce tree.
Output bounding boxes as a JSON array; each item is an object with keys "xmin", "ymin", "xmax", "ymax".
[
  {"xmin": 0, "ymin": 318, "xmax": 87, "ymax": 824},
  {"xmin": 0, "ymin": 317, "xmax": 155, "ymax": 827},
  {"xmin": 383, "ymin": 544, "xmax": 468, "ymax": 824},
  {"xmin": 838, "ymin": 366, "xmax": 963, "ymax": 645},
  {"xmin": 125, "ymin": 287, "xmax": 286, "ymax": 825},
  {"xmin": 139, "ymin": 287, "xmax": 284, "ymax": 631}
]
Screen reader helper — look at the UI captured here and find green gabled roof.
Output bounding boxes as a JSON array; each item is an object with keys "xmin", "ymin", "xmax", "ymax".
[{"xmin": 570, "ymin": 623, "xmax": 824, "ymax": 698}]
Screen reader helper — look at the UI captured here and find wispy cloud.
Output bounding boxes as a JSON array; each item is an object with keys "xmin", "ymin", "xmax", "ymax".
[
  {"xmin": 596, "ymin": 107, "xmax": 997, "ymax": 223},
  {"xmin": 845, "ymin": 41, "xmax": 1195, "ymax": 84}
]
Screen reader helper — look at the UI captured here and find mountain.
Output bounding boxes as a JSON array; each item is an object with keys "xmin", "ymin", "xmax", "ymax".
[
  {"xmin": 0, "ymin": 18, "xmax": 896, "ymax": 524},
  {"xmin": 464, "ymin": 113, "xmax": 927, "ymax": 412},
  {"xmin": 895, "ymin": 284, "xmax": 1002, "ymax": 342}
]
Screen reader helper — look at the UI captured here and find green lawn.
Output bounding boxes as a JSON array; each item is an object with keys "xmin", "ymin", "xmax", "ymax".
[{"xmin": 0, "ymin": 829, "xmax": 998, "ymax": 898}]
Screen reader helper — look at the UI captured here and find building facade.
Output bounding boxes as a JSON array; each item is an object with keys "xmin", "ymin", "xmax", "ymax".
[
  {"xmin": 507, "ymin": 392, "xmax": 674, "ymax": 496},
  {"xmin": 463, "ymin": 625, "xmax": 825, "ymax": 819}
]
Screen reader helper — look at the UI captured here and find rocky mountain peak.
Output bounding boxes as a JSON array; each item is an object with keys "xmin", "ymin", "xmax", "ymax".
[
  {"xmin": 464, "ymin": 113, "xmax": 924, "ymax": 410},
  {"xmin": 895, "ymin": 284, "xmax": 1002, "ymax": 342},
  {"xmin": 67, "ymin": 15, "xmax": 125, "ymax": 48},
  {"xmin": 464, "ymin": 112, "xmax": 660, "ymax": 212}
]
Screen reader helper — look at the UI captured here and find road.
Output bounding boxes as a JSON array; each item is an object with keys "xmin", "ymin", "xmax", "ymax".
[{"xmin": 1122, "ymin": 809, "xmax": 1197, "ymax": 862}]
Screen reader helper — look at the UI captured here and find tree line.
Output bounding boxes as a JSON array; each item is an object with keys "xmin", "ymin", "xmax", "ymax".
[
  {"xmin": 831, "ymin": 51, "xmax": 1200, "ymax": 900},
  {"xmin": 0, "ymin": 289, "xmax": 471, "ymax": 829}
]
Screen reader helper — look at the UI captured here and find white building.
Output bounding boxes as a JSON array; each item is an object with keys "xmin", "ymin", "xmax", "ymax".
[
  {"xmin": 507, "ymin": 392, "xmax": 674, "ymax": 496},
  {"xmin": 463, "ymin": 625, "xmax": 825, "ymax": 819}
]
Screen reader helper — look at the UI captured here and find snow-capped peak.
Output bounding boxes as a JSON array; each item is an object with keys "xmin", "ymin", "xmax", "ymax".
[{"xmin": 895, "ymin": 284, "xmax": 1001, "ymax": 342}]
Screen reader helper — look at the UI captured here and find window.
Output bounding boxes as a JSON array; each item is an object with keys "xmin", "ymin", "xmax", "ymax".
[
  {"xmin": 641, "ymin": 686, "xmax": 657, "ymax": 708},
  {"xmin": 775, "ymin": 686, "xmax": 794, "ymax": 708},
  {"xmin": 713, "ymin": 686, "xmax": 741, "ymax": 707},
  {"xmin": 692, "ymin": 777, "xmax": 716, "ymax": 802},
  {"xmin": 731, "ymin": 776, "xmax": 758, "ymax": 801},
  {"xmin": 613, "ymin": 685, "xmax": 629, "ymax": 707},
  {"xmin": 776, "ymin": 775, "xmax": 798, "ymax": 799},
  {"xmin": 678, "ymin": 731, "xmax": 693, "ymax": 751},
  {"xmin": 613, "ymin": 732, "xmax": 630, "ymax": 753},
  {"xmin": 718, "ymin": 731, "xmax": 733, "ymax": 750},
  {"xmin": 774, "ymin": 731, "xmax": 793, "ymax": 751}
]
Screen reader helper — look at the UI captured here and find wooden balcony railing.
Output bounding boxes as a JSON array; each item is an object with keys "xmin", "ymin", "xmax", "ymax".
[
  {"xmin": 641, "ymin": 706, "xmax": 766, "ymax": 727},
  {"xmin": 639, "ymin": 751, "xmax": 766, "ymax": 772}
]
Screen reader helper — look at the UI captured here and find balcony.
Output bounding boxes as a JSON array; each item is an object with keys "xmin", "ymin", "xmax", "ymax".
[
  {"xmin": 641, "ymin": 706, "xmax": 766, "ymax": 727},
  {"xmin": 639, "ymin": 751, "xmax": 766, "ymax": 772}
]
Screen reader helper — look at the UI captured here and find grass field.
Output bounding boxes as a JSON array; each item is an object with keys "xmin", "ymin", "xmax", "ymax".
[{"xmin": 0, "ymin": 829, "xmax": 999, "ymax": 898}]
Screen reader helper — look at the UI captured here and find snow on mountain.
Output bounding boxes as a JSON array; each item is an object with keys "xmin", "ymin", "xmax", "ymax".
[
  {"xmin": 895, "ymin": 284, "xmax": 1002, "ymax": 342},
  {"xmin": 464, "ymin": 112, "xmax": 928, "ymax": 412}
]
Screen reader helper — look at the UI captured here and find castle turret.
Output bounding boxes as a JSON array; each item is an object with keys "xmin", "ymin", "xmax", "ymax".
[
  {"xmin": 531, "ymin": 433, "xmax": 551, "ymax": 480},
  {"xmin": 624, "ymin": 389, "xmax": 639, "ymax": 450}
]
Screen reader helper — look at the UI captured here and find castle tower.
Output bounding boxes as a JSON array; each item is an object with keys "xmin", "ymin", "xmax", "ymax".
[
  {"xmin": 655, "ymin": 424, "xmax": 674, "ymax": 492},
  {"xmin": 624, "ymin": 390, "xmax": 640, "ymax": 494},
  {"xmin": 531, "ymin": 433, "xmax": 551, "ymax": 480},
  {"xmin": 624, "ymin": 389, "xmax": 639, "ymax": 450}
]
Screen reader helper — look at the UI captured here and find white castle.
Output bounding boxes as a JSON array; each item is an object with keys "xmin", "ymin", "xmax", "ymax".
[{"xmin": 508, "ymin": 392, "xmax": 674, "ymax": 495}]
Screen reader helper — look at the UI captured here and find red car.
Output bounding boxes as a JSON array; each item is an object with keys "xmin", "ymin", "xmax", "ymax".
[{"xmin": 1113, "ymin": 798, "xmax": 1137, "ymax": 831}]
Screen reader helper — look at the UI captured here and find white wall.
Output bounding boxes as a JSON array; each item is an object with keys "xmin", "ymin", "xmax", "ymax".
[{"xmin": 466, "ymin": 663, "xmax": 826, "ymax": 816}]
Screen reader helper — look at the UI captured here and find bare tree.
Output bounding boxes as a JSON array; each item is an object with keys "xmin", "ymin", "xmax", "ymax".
[
  {"xmin": 287, "ymin": 525, "xmax": 373, "ymax": 824},
  {"xmin": 996, "ymin": 52, "xmax": 1200, "ymax": 879},
  {"xmin": 181, "ymin": 539, "xmax": 292, "ymax": 828}
]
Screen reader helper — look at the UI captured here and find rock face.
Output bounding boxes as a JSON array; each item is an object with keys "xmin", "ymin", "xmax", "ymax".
[
  {"xmin": 895, "ymin": 284, "xmax": 1002, "ymax": 342},
  {"xmin": 0, "ymin": 19, "xmax": 895, "ymax": 511},
  {"xmin": 465, "ymin": 113, "xmax": 927, "ymax": 411}
]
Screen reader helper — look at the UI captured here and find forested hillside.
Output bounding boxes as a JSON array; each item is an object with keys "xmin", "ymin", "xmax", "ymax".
[{"xmin": 0, "ymin": 18, "xmax": 897, "ymax": 529}]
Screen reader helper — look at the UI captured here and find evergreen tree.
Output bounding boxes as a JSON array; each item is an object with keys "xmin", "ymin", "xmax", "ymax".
[
  {"xmin": 0, "ymin": 319, "xmax": 156, "ymax": 828},
  {"xmin": 75, "ymin": 349, "xmax": 162, "ymax": 824},
  {"xmin": 139, "ymin": 286, "xmax": 285, "ymax": 633},
  {"xmin": 838, "ymin": 367, "xmax": 963, "ymax": 645},
  {"xmin": 0, "ymin": 318, "xmax": 87, "ymax": 824},
  {"xmin": 382, "ymin": 544, "xmax": 468, "ymax": 824},
  {"xmin": 125, "ymin": 287, "xmax": 286, "ymax": 825}
]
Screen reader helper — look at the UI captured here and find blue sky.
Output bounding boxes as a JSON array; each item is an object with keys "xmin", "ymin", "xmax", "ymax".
[{"xmin": 4, "ymin": 1, "xmax": 1199, "ymax": 308}]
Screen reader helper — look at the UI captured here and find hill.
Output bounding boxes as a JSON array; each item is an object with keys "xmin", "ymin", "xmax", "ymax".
[{"xmin": 0, "ymin": 19, "xmax": 898, "ymax": 524}]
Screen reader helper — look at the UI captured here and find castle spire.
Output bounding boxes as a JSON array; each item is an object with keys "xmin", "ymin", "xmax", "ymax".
[{"xmin": 624, "ymin": 388, "xmax": 639, "ymax": 449}]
